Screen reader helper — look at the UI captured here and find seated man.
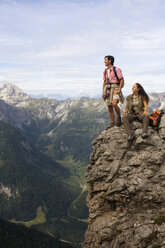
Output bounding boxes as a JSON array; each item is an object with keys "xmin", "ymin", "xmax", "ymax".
[{"xmin": 123, "ymin": 83, "xmax": 149, "ymax": 140}]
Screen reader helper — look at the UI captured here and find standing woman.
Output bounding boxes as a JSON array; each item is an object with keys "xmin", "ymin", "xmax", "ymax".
[{"xmin": 123, "ymin": 83, "xmax": 149, "ymax": 140}]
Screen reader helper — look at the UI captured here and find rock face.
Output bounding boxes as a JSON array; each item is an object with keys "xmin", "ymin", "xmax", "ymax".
[
  {"xmin": 0, "ymin": 84, "xmax": 31, "ymax": 106},
  {"xmin": 0, "ymin": 99, "xmax": 33, "ymax": 129},
  {"xmin": 83, "ymin": 122, "xmax": 165, "ymax": 248}
]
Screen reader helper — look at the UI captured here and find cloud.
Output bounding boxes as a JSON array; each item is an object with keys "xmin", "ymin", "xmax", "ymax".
[
  {"xmin": 0, "ymin": 0, "xmax": 165, "ymax": 97},
  {"xmin": 121, "ymin": 28, "xmax": 165, "ymax": 55}
]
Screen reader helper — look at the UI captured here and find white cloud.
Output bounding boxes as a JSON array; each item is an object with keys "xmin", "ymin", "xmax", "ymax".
[
  {"xmin": 121, "ymin": 28, "xmax": 165, "ymax": 55},
  {"xmin": 0, "ymin": 0, "xmax": 164, "ymax": 97}
]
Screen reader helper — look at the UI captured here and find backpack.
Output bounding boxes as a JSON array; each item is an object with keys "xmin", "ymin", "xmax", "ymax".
[{"xmin": 149, "ymin": 110, "xmax": 164, "ymax": 128}]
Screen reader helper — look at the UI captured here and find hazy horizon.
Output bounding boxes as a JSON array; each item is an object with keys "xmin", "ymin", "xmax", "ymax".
[{"xmin": 0, "ymin": 82, "xmax": 165, "ymax": 101}]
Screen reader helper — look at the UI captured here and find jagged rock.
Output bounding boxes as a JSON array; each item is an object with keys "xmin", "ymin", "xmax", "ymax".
[
  {"xmin": 0, "ymin": 99, "xmax": 33, "ymax": 128},
  {"xmin": 159, "ymin": 116, "xmax": 165, "ymax": 140},
  {"xmin": 0, "ymin": 83, "xmax": 31, "ymax": 106},
  {"xmin": 83, "ymin": 122, "xmax": 165, "ymax": 248}
]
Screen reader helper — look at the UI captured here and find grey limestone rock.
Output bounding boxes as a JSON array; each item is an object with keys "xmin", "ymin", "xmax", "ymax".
[
  {"xmin": 0, "ymin": 99, "xmax": 33, "ymax": 129},
  {"xmin": 83, "ymin": 122, "xmax": 165, "ymax": 248},
  {"xmin": 0, "ymin": 83, "xmax": 31, "ymax": 106},
  {"xmin": 159, "ymin": 116, "xmax": 165, "ymax": 140}
]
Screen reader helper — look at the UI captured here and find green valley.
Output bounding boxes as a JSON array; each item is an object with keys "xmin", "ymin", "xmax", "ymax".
[
  {"xmin": 0, "ymin": 218, "xmax": 73, "ymax": 248},
  {"xmin": 0, "ymin": 84, "xmax": 164, "ymax": 246}
]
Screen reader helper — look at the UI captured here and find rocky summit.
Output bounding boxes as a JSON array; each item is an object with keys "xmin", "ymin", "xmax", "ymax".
[
  {"xmin": 0, "ymin": 83, "xmax": 31, "ymax": 106},
  {"xmin": 83, "ymin": 120, "xmax": 165, "ymax": 248}
]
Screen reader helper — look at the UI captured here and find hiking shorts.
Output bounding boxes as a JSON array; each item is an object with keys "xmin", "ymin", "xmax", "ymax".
[
  {"xmin": 105, "ymin": 93, "xmax": 120, "ymax": 106},
  {"xmin": 113, "ymin": 93, "xmax": 120, "ymax": 101}
]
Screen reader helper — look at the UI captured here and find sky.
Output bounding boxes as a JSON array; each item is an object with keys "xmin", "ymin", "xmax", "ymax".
[{"xmin": 0, "ymin": 0, "xmax": 165, "ymax": 98}]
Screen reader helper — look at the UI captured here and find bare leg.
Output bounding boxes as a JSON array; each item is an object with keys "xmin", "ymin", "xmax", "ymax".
[
  {"xmin": 112, "ymin": 99, "xmax": 122, "ymax": 126},
  {"xmin": 112, "ymin": 99, "xmax": 120, "ymax": 117},
  {"xmin": 108, "ymin": 105, "xmax": 115, "ymax": 122}
]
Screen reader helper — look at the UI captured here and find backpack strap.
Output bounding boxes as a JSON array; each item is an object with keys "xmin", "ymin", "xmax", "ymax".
[
  {"xmin": 104, "ymin": 69, "xmax": 110, "ymax": 84},
  {"xmin": 113, "ymin": 66, "xmax": 120, "ymax": 85}
]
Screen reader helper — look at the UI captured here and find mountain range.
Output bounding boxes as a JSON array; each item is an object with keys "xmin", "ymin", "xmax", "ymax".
[{"xmin": 0, "ymin": 83, "xmax": 165, "ymax": 247}]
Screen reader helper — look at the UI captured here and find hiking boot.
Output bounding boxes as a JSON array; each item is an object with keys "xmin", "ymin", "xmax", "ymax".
[
  {"xmin": 106, "ymin": 122, "xmax": 115, "ymax": 130},
  {"xmin": 116, "ymin": 116, "xmax": 122, "ymax": 127},
  {"xmin": 128, "ymin": 133, "xmax": 135, "ymax": 141},
  {"xmin": 142, "ymin": 132, "xmax": 148, "ymax": 139}
]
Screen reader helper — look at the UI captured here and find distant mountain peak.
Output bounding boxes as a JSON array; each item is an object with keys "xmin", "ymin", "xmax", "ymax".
[
  {"xmin": 2, "ymin": 83, "xmax": 26, "ymax": 93},
  {"xmin": 0, "ymin": 83, "xmax": 31, "ymax": 106}
]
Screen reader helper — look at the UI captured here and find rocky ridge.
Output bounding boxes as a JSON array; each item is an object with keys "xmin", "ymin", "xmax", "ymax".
[
  {"xmin": 0, "ymin": 84, "xmax": 31, "ymax": 106},
  {"xmin": 83, "ymin": 121, "xmax": 165, "ymax": 248},
  {"xmin": 0, "ymin": 99, "xmax": 33, "ymax": 129},
  {"xmin": 0, "ymin": 83, "xmax": 165, "ymax": 123},
  {"xmin": 0, "ymin": 84, "xmax": 107, "ymax": 124}
]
